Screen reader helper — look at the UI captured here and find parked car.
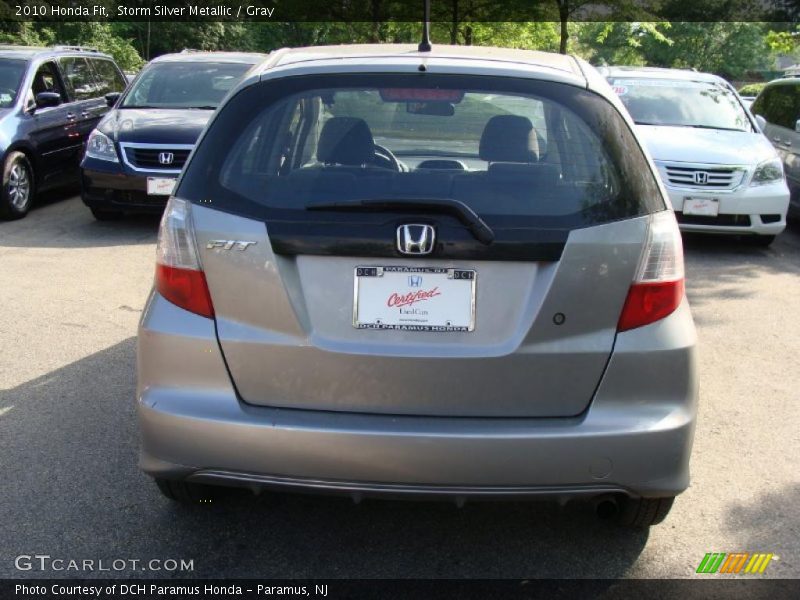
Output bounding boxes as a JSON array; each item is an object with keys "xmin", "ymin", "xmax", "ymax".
[
  {"xmin": 605, "ymin": 66, "xmax": 789, "ymax": 245},
  {"xmin": 0, "ymin": 45, "xmax": 126, "ymax": 219},
  {"xmin": 138, "ymin": 44, "xmax": 698, "ymax": 527},
  {"xmin": 80, "ymin": 51, "xmax": 266, "ymax": 220},
  {"xmin": 749, "ymin": 78, "xmax": 800, "ymax": 219}
]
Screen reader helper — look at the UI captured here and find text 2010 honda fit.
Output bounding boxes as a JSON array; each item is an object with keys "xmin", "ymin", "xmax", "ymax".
[{"xmin": 137, "ymin": 45, "xmax": 698, "ymax": 527}]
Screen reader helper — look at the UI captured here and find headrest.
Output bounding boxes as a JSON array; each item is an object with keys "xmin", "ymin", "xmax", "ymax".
[
  {"xmin": 317, "ymin": 117, "xmax": 375, "ymax": 166},
  {"xmin": 479, "ymin": 115, "xmax": 540, "ymax": 163}
]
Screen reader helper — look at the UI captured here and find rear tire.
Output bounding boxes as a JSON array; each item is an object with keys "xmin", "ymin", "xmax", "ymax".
[
  {"xmin": 154, "ymin": 478, "xmax": 219, "ymax": 504},
  {"xmin": 750, "ymin": 235, "xmax": 776, "ymax": 247},
  {"xmin": 617, "ymin": 496, "xmax": 675, "ymax": 528},
  {"xmin": 90, "ymin": 207, "xmax": 124, "ymax": 221},
  {"xmin": 0, "ymin": 151, "xmax": 34, "ymax": 220}
]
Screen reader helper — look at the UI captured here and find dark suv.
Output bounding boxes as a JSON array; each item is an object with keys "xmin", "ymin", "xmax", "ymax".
[
  {"xmin": 0, "ymin": 45, "xmax": 126, "ymax": 219},
  {"xmin": 80, "ymin": 51, "xmax": 265, "ymax": 220}
]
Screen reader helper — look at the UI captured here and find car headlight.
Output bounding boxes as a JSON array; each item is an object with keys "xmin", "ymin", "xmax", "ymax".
[
  {"xmin": 751, "ymin": 157, "xmax": 783, "ymax": 186},
  {"xmin": 85, "ymin": 129, "xmax": 118, "ymax": 163}
]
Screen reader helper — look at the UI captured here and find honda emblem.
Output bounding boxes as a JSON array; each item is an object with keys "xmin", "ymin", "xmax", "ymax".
[
  {"xmin": 158, "ymin": 152, "xmax": 174, "ymax": 165},
  {"xmin": 693, "ymin": 171, "xmax": 709, "ymax": 185},
  {"xmin": 397, "ymin": 224, "xmax": 435, "ymax": 255}
]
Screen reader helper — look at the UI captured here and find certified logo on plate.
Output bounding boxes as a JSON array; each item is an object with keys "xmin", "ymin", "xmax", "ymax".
[{"xmin": 354, "ymin": 266, "xmax": 476, "ymax": 332}]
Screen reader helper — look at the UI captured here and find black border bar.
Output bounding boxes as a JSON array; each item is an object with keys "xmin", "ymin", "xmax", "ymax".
[{"xmin": 1, "ymin": 0, "xmax": 799, "ymax": 23}]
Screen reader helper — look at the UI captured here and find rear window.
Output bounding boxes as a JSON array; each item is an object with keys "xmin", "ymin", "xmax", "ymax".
[{"xmin": 180, "ymin": 73, "xmax": 664, "ymax": 227}]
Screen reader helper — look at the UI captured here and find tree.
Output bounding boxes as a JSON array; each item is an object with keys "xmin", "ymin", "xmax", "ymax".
[
  {"xmin": 639, "ymin": 22, "xmax": 773, "ymax": 81},
  {"xmin": 571, "ymin": 22, "xmax": 671, "ymax": 65},
  {"xmin": 554, "ymin": 0, "xmax": 595, "ymax": 54}
]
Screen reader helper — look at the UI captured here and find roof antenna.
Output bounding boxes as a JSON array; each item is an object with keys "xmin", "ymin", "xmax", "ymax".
[{"xmin": 418, "ymin": 0, "xmax": 432, "ymax": 52}]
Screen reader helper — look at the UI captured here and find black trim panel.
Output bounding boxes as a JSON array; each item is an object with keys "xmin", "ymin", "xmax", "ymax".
[{"xmin": 268, "ymin": 218, "xmax": 568, "ymax": 261}]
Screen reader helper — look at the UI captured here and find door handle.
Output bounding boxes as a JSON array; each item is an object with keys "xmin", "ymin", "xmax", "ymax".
[
  {"xmin": 66, "ymin": 112, "xmax": 76, "ymax": 120},
  {"xmin": 772, "ymin": 136, "xmax": 781, "ymax": 143},
  {"xmin": 80, "ymin": 111, "xmax": 90, "ymax": 118}
]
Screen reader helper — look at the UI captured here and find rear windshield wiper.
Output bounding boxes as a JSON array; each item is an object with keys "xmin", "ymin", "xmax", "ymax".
[{"xmin": 307, "ymin": 198, "xmax": 495, "ymax": 245}]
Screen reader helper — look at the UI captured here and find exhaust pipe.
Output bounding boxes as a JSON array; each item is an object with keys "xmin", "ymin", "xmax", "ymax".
[{"xmin": 592, "ymin": 494, "xmax": 619, "ymax": 520}]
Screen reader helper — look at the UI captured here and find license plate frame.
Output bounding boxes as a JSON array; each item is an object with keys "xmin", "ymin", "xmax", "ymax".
[
  {"xmin": 146, "ymin": 177, "xmax": 177, "ymax": 196},
  {"xmin": 353, "ymin": 266, "xmax": 476, "ymax": 332},
  {"xmin": 682, "ymin": 197, "xmax": 720, "ymax": 217}
]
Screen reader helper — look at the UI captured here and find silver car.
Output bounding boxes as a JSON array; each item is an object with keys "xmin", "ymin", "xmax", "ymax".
[{"xmin": 138, "ymin": 44, "xmax": 698, "ymax": 527}]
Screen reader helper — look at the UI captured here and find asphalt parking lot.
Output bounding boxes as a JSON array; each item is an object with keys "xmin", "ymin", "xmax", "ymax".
[{"xmin": 1, "ymin": 193, "xmax": 798, "ymax": 579}]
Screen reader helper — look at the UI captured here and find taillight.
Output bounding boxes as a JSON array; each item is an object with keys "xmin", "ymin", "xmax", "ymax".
[
  {"xmin": 617, "ymin": 211, "xmax": 684, "ymax": 332},
  {"xmin": 155, "ymin": 198, "xmax": 214, "ymax": 318}
]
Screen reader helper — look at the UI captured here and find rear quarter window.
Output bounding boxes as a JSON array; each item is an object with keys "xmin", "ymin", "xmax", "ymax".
[
  {"xmin": 58, "ymin": 56, "xmax": 100, "ymax": 101},
  {"xmin": 89, "ymin": 58, "xmax": 126, "ymax": 95},
  {"xmin": 180, "ymin": 73, "xmax": 664, "ymax": 229},
  {"xmin": 753, "ymin": 85, "xmax": 800, "ymax": 130}
]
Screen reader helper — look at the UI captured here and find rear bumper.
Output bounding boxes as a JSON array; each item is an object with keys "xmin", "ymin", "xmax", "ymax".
[{"xmin": 137, "ymin": 293, "xmax": 698, "ymax": 500}]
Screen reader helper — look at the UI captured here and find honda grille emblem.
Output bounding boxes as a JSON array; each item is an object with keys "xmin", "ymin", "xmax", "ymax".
[
  {"xmin": 158, "ymin": 152, "xmax": 175, "ymax": 165},
  {"xmin": 397, "ymin": 224, "xmax": 435, "ymax": 255},
  {"xmin": 694, "ymin": 171, "xmax": 709, "ymax": 185}
]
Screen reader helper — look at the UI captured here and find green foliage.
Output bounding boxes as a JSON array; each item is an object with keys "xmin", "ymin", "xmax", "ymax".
[
  {"xmin": 571, "ymin": 22, "xmax": 672, "ymax": 65},
  {"xmin": 766, "ymin": 30, "xmax": 798, "ymax": 54},
  {"xmin": 0, "ymin": 15, "xmax": 783, "ymax": 85},
  {"xmin": 0, "ymin": 22, "xmax": 143, "ymax": 70},
  {"xmin": 573, "ymin": 21, "xmax": 776, "ymax": 81},
  {"xmin": 639, "ymin": 22, "xmax": 772, "ymax": 80},
  {"xmin": 738, "ymin": 82, "xmax": 767, "ymax": 96}
]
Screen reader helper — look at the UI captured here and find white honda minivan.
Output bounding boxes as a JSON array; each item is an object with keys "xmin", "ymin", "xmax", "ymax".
[{"xmin": 606, "ymin": 66, "xmax": 790, "ymax": 245}]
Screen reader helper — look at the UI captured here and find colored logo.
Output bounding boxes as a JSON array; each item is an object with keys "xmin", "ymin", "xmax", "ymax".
[
  {"xmin": 696, "ymin": 552, "xmax": 776, "ymax": 574},
  {"xmin": 387, "ymin": 287, "xmax": 441, "ymax": 308}
]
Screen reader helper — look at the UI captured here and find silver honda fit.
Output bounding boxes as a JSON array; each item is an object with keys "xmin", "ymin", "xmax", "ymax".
[{"xmin": 137, "ymin": 44, "xmax": 698, "ymax": 527}]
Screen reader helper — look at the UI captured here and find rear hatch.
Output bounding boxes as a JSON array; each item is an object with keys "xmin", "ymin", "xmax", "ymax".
[{"xmin": 177, "ymin": 71, "xmax": 665, "ymax": 418}]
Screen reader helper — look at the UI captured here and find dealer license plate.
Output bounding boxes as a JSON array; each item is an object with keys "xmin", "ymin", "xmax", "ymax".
[
  {"xmin": 353, "ymin": 266, "xmax": 476, "ymax": 332},
  {"xmin": 683, "ymin": 197, "xmax": 720, "ymax": 217},
  {"xmin": 147, "ymin": 177, "xmax": 177, "ymax": 196}
]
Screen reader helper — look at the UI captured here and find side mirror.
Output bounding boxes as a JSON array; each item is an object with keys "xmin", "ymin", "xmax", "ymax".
[
  {"xmin": 795, "ymin": 119, "xmax": 800, "ymax": 133},
  {"xmin": 754, "ymin": 114, "xmax": 766, "ymax": 132},
  {"xmin": 35, "ymin": 92, "xmax": 62, "ymax": 109},
  {"xmin": 105, "ymin": 92, "xmax": 121, "ymax": 108}
]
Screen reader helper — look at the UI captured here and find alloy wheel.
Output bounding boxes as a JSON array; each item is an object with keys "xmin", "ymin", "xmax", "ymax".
[{"xmin": 8, "ymin": 162, "xmax": 31, "ymax": 210}]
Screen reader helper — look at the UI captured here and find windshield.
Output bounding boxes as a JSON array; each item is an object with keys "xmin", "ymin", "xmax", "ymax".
[
  {"xmin": 0, "ymin": 59, "xmax": 27, "ymax": 108},
  {"xmin": 609, "ymin": 77, "xmax": 751, "ymax": 132},
  {"xmin": 121, "ymin": 62, "xmax": 252, "ymax": 109},
  {"xmin": 180, "ymin": 74, "xmax": 665, "ymax": 228}
]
